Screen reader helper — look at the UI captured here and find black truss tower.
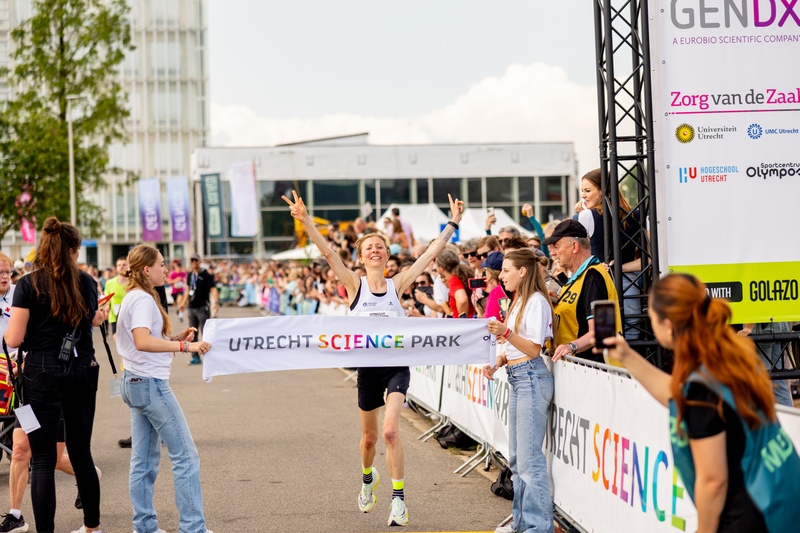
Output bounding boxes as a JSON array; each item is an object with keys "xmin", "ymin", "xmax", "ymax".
[{"xmin": 593, "ymin": 0, "xmax": 662, "ymax": 364}]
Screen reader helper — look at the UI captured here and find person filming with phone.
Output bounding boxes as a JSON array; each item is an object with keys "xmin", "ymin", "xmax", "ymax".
[
  {"xmin": 601, "ymin": 274, "xmax": 800, "ymax": 533},
  {"xmin": 542, "ymin": 219, "xmax": 621, "ymax": 363}
]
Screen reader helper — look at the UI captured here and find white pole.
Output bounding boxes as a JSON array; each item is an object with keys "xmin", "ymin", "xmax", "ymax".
[{"xmin": 68, "ymin": 98, "xmax": 76, "ymax": 225}]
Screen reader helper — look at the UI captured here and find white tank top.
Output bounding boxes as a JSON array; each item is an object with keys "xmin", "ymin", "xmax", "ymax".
[{"xmin": 349, "ymin": 277, "xmax": 404, "ymax": 318}]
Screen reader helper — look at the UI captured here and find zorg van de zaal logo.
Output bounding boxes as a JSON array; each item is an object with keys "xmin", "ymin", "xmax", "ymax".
[{"xmin": 675, "ymin": 123, "xmax": 694, "ymax": 143}]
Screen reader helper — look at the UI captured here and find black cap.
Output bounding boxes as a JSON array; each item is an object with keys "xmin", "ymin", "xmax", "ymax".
[
  {"xmin": 541, "ymin": 219, "xmax": 588, "ymax": 246},
  {"xmin": 481, "ymin": 251, "xmax": 504, "ymax": 270}
]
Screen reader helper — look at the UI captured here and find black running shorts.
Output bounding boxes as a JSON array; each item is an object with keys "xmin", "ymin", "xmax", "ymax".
[{"xmin": 357, "ymin": 366, "xmax": 411, "ymax": 411}]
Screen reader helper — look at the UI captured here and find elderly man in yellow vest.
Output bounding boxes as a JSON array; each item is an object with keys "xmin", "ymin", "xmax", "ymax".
[{"xmin": 542, "ymin": 220, "xmax": 621, "ymax": 364}]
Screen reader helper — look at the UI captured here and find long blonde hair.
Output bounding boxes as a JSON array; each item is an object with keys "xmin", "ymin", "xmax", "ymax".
[
  {"xmin": 124, "ymin": 245, "xmax": 172, "ymax": 338},
  {"xmin": 503, "ymin": 249, "xmax": 557, "ymax": 346}
]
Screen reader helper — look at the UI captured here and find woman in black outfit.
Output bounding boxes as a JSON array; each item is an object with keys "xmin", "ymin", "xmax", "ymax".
[{"xmin": 4, "ymin": 217, "xmax": 108, "ymax": 533}]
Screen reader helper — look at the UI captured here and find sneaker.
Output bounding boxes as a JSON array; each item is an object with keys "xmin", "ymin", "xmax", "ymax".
[
  {"xmin": 387, "ymin": 496, "xmax": 408, "ymax": 526},
  {"xmin": 495, "ymin": 524, "xmax": 516, "ymax": 533},
  {"xmin": 357, "ymin": 468, "xmax": 380, "ymax": 513},
  {"xmin": 178, "ymin": 310, "xmax": 184, "ymax": 322},
  {"xmin": 189, "ymin": 355, "xmax": 202, "ymax": 365},
  {"xmin": 0, "ymin": 513, "xmax": 29, "ymax": 533},
  {"xmin": 133, "ymin": 530, "xmax": 166, "ymax": 533},
  {"xmin": 118, "ymin": 436, "xmax": 132, "ymax": 448},
  {"xmin": 71, "ymin": 528, "xmax": 101, "ymax": 533}
]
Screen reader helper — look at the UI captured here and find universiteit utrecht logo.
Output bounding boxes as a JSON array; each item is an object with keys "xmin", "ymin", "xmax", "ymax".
[{"xmin": 675, "ymin": 123, "xmax": 695, "ymax": 143}]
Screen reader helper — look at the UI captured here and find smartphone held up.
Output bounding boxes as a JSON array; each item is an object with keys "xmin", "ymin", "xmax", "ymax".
[
  {"xmin": 468, "ymin": 277, "xmax": 487, "ymax": 290},
  {"xmin": 593, "ymin": 300, "xmax": 618, "ymax": 349}
]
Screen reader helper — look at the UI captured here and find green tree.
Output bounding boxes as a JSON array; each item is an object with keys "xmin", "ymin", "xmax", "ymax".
[{"xmin": 0, "ymin": 0, "xmax": 133, "ymax": 239}]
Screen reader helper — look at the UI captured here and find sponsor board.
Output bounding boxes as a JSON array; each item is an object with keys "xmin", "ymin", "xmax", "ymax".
[{"xmin": 651, "ymin": 0, "xmax": 800, "ymax": 321}]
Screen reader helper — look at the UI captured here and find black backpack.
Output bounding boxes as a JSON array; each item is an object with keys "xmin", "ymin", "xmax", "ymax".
[
  {"xmin": 491, "ymin": 467, "xmax": 514, "ymax": 500},
  {"xmin": 435, "ymin": 422, "xmax": 477, "ymax": 450}
]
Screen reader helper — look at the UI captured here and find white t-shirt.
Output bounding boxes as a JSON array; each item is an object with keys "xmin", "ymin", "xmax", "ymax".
[
  {"xmin": 116, "ymin": 290, "xmax": 173, "ymax": 379},
  {"xmin": 503, "ymin": 291, "xmax": 553, "ymax": 362}
]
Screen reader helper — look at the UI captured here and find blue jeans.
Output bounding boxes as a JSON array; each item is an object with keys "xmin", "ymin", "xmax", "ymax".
[
  {"xmin": 120, "ymin": 371, "xmax": 208, "ymax": 533},
  {"xmin": 506, "ymin": 357, "xmax": 554, "ymax": 533},
  {"xmin": 752, "ymin": 322, "xmax": 793, "ymax": 407}
]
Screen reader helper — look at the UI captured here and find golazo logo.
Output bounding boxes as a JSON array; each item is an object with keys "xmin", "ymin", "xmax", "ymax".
[
  {"xmin": 679, "ymin": 167, "xmax": 697, "ymax": 183},
  {"xmin": 670, "ymin": 0, "xmax": 800, "ymax": 29}
]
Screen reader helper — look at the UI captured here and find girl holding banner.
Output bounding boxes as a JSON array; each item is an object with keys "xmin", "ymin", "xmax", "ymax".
[
  {"xmin": 116, "ymin": 245, "xmax": 213, "ymax": 533},
  {"xmin": 603, "ymin": 274, "xmax": 800, "ymax": 533},
  {"xmin": 283, "ymin": 190, "xmax": 463, "ymax": 527},
  {"xmin": 482, "ymin": 249, "xmax": 556, "ymax": 533}
]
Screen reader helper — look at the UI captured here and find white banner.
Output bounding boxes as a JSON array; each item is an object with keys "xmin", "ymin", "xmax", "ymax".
[
  {"xmin": 650, "ymin": 1, "xmax": 800, "ymax": 322},
  {"xmin": 547, "ymin": 362, "xmax": 698, "ymax": 532},
  {"xmin": 227, "ymin": 160, "xmax": 259, "ymax": 237},
  {"xmin": 408, "ymin": 366, "xmax": 445, "ymax": 413},
  {"xmin": 202, "ymin": 316, "xmax": 495, "ymax": 381},
  {"xmin": 440, "ymin": 365, "xmax": 510, "ymax": 458}
]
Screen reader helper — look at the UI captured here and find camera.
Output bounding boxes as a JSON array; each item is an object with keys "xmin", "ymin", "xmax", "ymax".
[
  {"xmin": 415, "ymin": 285, "xmax": 434, "ymax": 298},
  {"xmin": 468, "ymin": 277, "xmax": 487, "ymax": 289},
  {"xmin": 59, "ymin": 331, "xmax": 77, "ymax": 361}
]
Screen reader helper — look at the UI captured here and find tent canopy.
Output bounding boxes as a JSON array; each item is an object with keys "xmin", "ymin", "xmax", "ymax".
[
  {"xmin": 270, "ymin": 243, "xmax": 322, "ymax": 261},
  {"xmin": 456, "ymin": 207, "xmax": 532, "ymax": 242},
  {"xmin": 378, "ymin": 204, "xmax": 450, "ymax": 244}
]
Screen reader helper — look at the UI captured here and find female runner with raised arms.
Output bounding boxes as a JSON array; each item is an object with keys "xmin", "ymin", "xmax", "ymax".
[{"xmin": 283, "ymin": 190, "xmax": 463, "ymax": 527}]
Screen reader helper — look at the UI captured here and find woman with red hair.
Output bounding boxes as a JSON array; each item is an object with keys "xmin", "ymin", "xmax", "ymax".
[{"xmin": 604, "ymin": 273, "xmax": 800, "ymax": 533}]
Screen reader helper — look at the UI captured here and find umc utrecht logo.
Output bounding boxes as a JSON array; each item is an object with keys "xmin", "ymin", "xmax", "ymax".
[{"xmin": 748, "ymin": 124, "xmax": 763, "ymax": 139}]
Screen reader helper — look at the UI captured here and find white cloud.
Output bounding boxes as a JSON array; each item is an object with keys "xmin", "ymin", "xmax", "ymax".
[{"xmin": 210, "ymin": 62, "xmax": 598, "ymax": 175}]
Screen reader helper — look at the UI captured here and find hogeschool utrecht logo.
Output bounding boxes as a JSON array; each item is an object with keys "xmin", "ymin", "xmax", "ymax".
[
  {"xmin": 679, "ymin": 167, "xmax": 696, "ymax": 183},
  {"xmin": 675, "ymin": 123, "xmax": 695, "ymax": 143},
  {"xmin": 678, "ymin": 165, "xmax": 738, "ymax": 184}
]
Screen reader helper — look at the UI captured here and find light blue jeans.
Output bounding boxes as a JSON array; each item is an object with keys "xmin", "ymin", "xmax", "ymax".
[
  {"xmin": 506, "ymin": 357, "xmax": 554, "ymax": 533},
  {"xmin": 120, "ymin": 370, "xmax": 208, "ymax": 533},
  {"xmin": 752, "ymin": 322, "xmax": 793, "ymax": 407}
]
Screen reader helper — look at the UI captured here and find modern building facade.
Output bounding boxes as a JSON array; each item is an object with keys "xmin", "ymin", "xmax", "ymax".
[
  {"xmin": 0, "ymin": 0, "xmax": 209, "ymax": 267},
  {"xmin": 191, "ymin": 134, "xmax": 577, "ymax": 257}
]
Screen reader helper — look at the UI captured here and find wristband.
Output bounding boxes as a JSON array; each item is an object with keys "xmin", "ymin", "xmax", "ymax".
[
  {"xmin": 447, "ymin": 220, "xmax": 459, "ymax": 230},
  {"xmin": 502, "ymin": 328, "xmax": 512, "ymax": 340}
]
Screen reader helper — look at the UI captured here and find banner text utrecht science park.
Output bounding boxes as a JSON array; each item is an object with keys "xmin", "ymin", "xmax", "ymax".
[
  {"xmin": 651, "ymin": 0, "xmax": 800, "ymax": 323},
  {"xmin": 201, "ymin": 316, "xmax": 496, "ymax": 380}
]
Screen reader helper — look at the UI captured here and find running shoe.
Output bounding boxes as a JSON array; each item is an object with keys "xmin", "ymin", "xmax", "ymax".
[
  {"xmin": 357, "ymin": 468, "xmax": 380, "ymax": 513},
  {"xmin": 133, "ymin": 530, "xmax": 165, "ymax": 533},
  {"xmin": 387, "ymin": 496, "xmax": 408, "ymax": 526},
  {"xmin": 118, "ymin": 436, "xmax": 132, "ymax": 448},
  {"xmin": 0, "ymin": 513, "xmax": 28, "ymax": 533},
  {"xmin": 189, "ymin": 355, "xmax": 202, "ymax": 365},
  {"xmin": 494, "ymin": 524, "xmax": 517, "ymax": 533},
  {"xmin": 71, "ymin": 527, "xmax": 101, "ymax": 533}
]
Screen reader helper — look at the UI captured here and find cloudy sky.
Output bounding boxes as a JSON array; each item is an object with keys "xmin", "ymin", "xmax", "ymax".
[{"xmin": 208, "ymin": 1, "xmax": 598, "ymax": 174}]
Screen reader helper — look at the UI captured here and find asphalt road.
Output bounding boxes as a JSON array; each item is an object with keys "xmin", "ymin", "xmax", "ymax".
[{"xmin": 0, "ymin": 304, "xmax": 512, "ymax": 533}]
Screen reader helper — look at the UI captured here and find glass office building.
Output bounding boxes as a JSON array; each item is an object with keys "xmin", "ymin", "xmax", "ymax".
[{"xmin": 0, "ymin": 0, "xmax": 209, "ymax": 266}]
